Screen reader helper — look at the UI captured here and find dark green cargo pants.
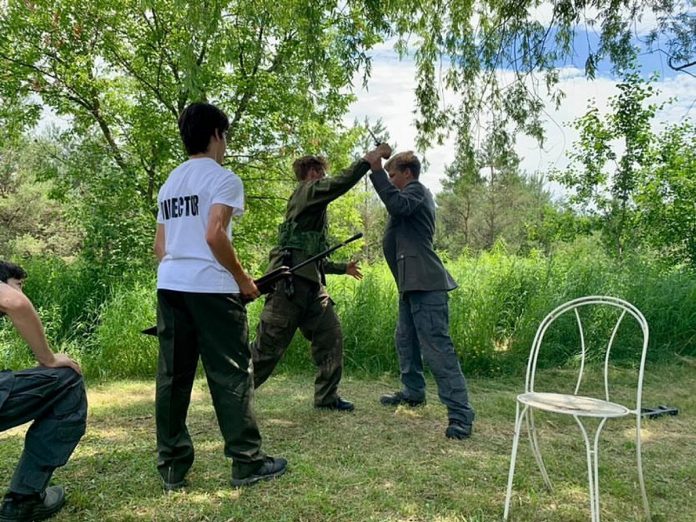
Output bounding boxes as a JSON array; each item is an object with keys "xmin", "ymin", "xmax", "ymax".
[
  {"xmin": 156, "ymin": 290, "xmax": 266, "ymax": 483},
  {"xmin": 0, "ymin": 367, "xmax": 87, "ymax": 495},
  {"xmin": 251, "ymin": 278, "xmax": 343, "ymax": 407}
]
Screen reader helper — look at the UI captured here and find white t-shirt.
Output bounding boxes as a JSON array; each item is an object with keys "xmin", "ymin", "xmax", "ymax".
[{"xmin": 156, "ymin": 157, "xmax": 244, "ymax": 293}]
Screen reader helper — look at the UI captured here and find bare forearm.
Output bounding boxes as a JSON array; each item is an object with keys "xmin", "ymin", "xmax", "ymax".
[
  {"xmin": 207, "ymin": 231, "xmax": 247, "ymax": 281},
  {"xmin": 154, "ymin": 224, "xmax": 166, "ymax": 262}
]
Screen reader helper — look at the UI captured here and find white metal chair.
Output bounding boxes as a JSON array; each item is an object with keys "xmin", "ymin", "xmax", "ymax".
[{"xmin": 503, "ymin": 296, "xmax": 651, "ymax": 522}]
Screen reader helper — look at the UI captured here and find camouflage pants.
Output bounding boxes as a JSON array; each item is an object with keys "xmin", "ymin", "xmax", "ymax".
[
  {"xmin": 251, "ymin": 278, "xmax": 343, "ymax": 407},
  {"xmin": 0, "ymin": 367, "xmax": 87, "ymax": 494}
]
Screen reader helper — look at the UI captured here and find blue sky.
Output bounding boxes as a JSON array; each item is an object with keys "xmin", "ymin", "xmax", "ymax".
[{"xmin": 346, "ymin": 20, "xmax": 696, "ymax": 197}]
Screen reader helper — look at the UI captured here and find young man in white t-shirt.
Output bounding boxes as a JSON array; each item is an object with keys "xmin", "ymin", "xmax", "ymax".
[{"xmin": 154, "ymin": 102, "xmax": 286, "ymax": 489}]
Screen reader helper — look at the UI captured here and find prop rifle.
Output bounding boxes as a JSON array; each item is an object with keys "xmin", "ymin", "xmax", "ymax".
[
  {"xmin": 141, "ymin": 232, "xmax": 364, "ymax": 336},
  {"xmin": 366, "ymin": 127, "xmax": 382, "ymax": 147}
]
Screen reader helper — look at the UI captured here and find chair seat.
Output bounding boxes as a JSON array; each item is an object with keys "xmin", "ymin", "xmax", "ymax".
[{"xmin": 517, "ymin": 392, "xmax": 630, "ymax": 418}]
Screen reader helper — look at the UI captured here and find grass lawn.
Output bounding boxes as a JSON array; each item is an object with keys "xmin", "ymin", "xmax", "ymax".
[{"xmin": 1, "ymin": 364, "xmax": 695, "ymax": 521}]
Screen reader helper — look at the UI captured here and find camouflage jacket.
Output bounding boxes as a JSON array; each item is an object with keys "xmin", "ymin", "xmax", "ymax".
[{"xmin": 266, "ymin": 158, "xmax": 370, "ymax": 284}]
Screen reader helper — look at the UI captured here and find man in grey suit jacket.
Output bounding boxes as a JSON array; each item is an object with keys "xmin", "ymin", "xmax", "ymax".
[{"xmin": 367, "ymin": 151, "xmax": 475, "ymax": 439}]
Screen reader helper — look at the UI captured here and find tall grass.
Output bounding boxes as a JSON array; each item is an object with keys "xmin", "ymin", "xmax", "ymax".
[
  {"xmin": 3, "ymin": 239, "xmax": 696, "ymax": 379},
  {"xmin": 86, "ymin": 280, "xmax": 158, "ymax": 379}
]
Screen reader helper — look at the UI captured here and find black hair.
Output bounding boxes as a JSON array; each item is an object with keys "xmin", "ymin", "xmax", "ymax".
[
  {"xmin": 0, "ymin": 261, "xmax": 27, "ymax": 284},
  {"xmin": 178, "ymin": 102, "xmax": 230, "ymax": 156}
]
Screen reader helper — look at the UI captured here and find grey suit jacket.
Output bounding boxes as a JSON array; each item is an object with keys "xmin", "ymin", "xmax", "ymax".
[{"xmin": 369, "ymin": 169, "xmax": 457, "ymax": 293}]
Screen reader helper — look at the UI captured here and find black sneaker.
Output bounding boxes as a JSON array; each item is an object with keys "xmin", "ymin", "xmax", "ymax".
[
  {"xmin": 315, "ymin": 397, "xmax": 355, "ymax": 412},
  {"xmin": 379, "ymin": 391, "xmax": 425, "ymax": 407},
  {"xmin": 445, "ymin": 420, "xmax": 472, "ymax": 440},
  {"xmin": 0, "ymin": 486, "xmax": 66, "ymax": 522},
  {"xmin": 231, "ymin": 457, "xmax": 288, "ymax": 487}
]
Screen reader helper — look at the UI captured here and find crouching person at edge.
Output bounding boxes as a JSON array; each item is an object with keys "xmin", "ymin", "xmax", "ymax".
[
  {"xmin": 0, "ymin": 261, "xmax": 87, "ymax": 521},
  {"xmin": 252, "ymin": 143, "xmax": 392, "ymax": 411},
  {"xmin": 154, "ymin": 102, "xmax": 286, "ymax": 490},
  {"xmin": 367, "ymin": 151, "xmax": 475, "ymax": 440}
]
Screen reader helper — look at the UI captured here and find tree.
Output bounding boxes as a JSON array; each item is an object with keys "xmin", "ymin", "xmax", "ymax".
[
  {"xmin": 0, "ymin": 0, "xmax": 388, "ymax": 271},
  {"xmin": 384, "ymin": 0, "xmax": 696, "ymax": 155},
  {"xmin": 4, "ymin": 1, "xmax": 694, "ymax": 191},
  {"xmin": 636, "ymin": 121, "xmax": 696, "ymax": 266},
  {"xmin": 554, "ymin": 68, "xmax": 660, "ymax": 257},
  {"xmin": 437, "ymin": 120, "xmax": 482, "ymax": 253},
  {"xmin": 0, "ymin": 137, "xmax": 81, "ymax": 260},
  {"xmin": 437, "ymin": 119, "xmax": 552, "ymax": 255}
]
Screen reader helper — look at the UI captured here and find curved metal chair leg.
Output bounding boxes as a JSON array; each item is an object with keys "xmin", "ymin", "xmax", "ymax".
[
  {"xmin": 635, "ymin": 417, "xmax": 652, "ymax": 521},
  {"xmin": 526, "ymin": 408, "xmax": 553, "ymax": 492},
  {"xmin": 575, "ymin": 416, "xmax": 608, "ymax": 522},
  {"xmin": 574, "ymin": 416, "xmax": 598, "ymax": 522},
  {"xmin": 504, "ymin": 402, "xmax": 528, "ymax": 521},
  {"xmin": 592, "ymin": 418, "xmax": 609, "ymax": 522}
]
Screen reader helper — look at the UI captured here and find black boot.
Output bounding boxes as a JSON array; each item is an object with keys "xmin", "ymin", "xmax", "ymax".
[
  {"xmin": 0, "ymin": 486, "xmax": 66, "ymax": 522},
  {"xmin": 445, "ymin": 420, "xmax": 472, "ymax": 440},
  {"xmin": 379, "ymin": 391, "xmax": 425, "ymax": 407},
  {"xmin": 315, "ymin": 397, "xmax": 355, "ymax": 412},
  {"xmin": 231, "ymin": 456, "xmax": 288, "ymax": 487}
]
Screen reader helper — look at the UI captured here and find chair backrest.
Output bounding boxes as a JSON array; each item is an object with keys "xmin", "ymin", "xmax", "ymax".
[{"xmin": 525, "ymin": 296, "xmax": 649, "ymax": 410}]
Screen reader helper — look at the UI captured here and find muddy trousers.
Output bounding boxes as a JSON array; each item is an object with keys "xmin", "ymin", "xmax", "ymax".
[
  {"xmin": 251, "ymin": 278, "xmax": 343, "ymax": 407},
  {"xmin": 0, "ymin": 367, "xmax": 87, "ymax": 494}
]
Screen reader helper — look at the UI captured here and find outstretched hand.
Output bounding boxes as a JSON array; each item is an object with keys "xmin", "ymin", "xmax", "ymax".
[{"xmin": 346, "ymin": 260, "xmax": 363, "ymax": 280}]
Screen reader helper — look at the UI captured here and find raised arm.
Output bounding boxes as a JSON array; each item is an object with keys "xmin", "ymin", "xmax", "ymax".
[
  {"xmin": 304, "ymin": 159, "xmax": 370, "ymax": 208},
  {"xmin": 305, "ymin": 144, "xmax": 393, "ymax": 208},
  {"xmin": 369, "ymin": 169, "xmax": 425, "ymax": 216}
]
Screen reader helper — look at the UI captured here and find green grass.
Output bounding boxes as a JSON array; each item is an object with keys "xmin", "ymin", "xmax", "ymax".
[{"xmin": 1, "ymin": 363, "xmax": 694, "ymax": 521}]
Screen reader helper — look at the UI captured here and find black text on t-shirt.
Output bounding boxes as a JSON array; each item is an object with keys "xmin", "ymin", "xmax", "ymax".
[{"xmin": 160, "ymin": 195, "xmax": 199, "ymax": 220}]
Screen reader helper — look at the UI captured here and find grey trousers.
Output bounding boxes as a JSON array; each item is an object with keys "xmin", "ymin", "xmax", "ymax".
[
  {"xmin": 0, "ymin": 367, "xmax": 87, "ymax": 494},
  {"xmin": 395, "ymin": 291, "xmax": 475, "ymax": 426},
  {"xmin": 156, "ymin": 290, "xmax": 266, "ymax": 483}
]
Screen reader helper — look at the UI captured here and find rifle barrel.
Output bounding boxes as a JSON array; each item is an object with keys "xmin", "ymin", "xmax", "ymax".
[{"xmin": 289, "ymin": 232, "xmax": 363, "ymax": 273}]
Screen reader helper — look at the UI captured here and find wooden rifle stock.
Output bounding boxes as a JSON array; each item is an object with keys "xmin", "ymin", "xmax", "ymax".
[{"xmin": 142, "ymin": 232, "xmax": 364, "ymax": 336}]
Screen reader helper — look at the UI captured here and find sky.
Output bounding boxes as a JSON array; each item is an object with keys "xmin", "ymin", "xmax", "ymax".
[{"xmin": 345, "ymin": 31, "xmax": 696, "ymax": 197}]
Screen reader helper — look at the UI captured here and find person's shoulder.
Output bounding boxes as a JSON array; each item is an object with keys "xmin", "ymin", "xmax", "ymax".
[
  {"xmin": 405, "ymin": 180, "xmax": 427, "ymax": 193},
  {"xmin": 0, "ymin": 282, "xmax": 25, "ymax": 313},
  {"xmin": 212, "ymin": 165, "xmax": 243, "ymax": 188}
]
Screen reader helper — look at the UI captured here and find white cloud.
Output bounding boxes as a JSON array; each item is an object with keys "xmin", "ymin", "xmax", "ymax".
[
  {"xmin": 347, "ymin": 57, "xmax": 696, "ymax": 198},
  {"xmin": 344, "ymin": 57, "xmax": 456, "ymax": 194}
]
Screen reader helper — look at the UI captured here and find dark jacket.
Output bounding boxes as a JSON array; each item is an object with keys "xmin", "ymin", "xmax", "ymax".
[
  {"xmin": 369, "ymin": 169, "xmax": 457, "ymax": 293},
  {"xmin": 266, "ymin": 159, "xmax": 370, "ymax": 283}
]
